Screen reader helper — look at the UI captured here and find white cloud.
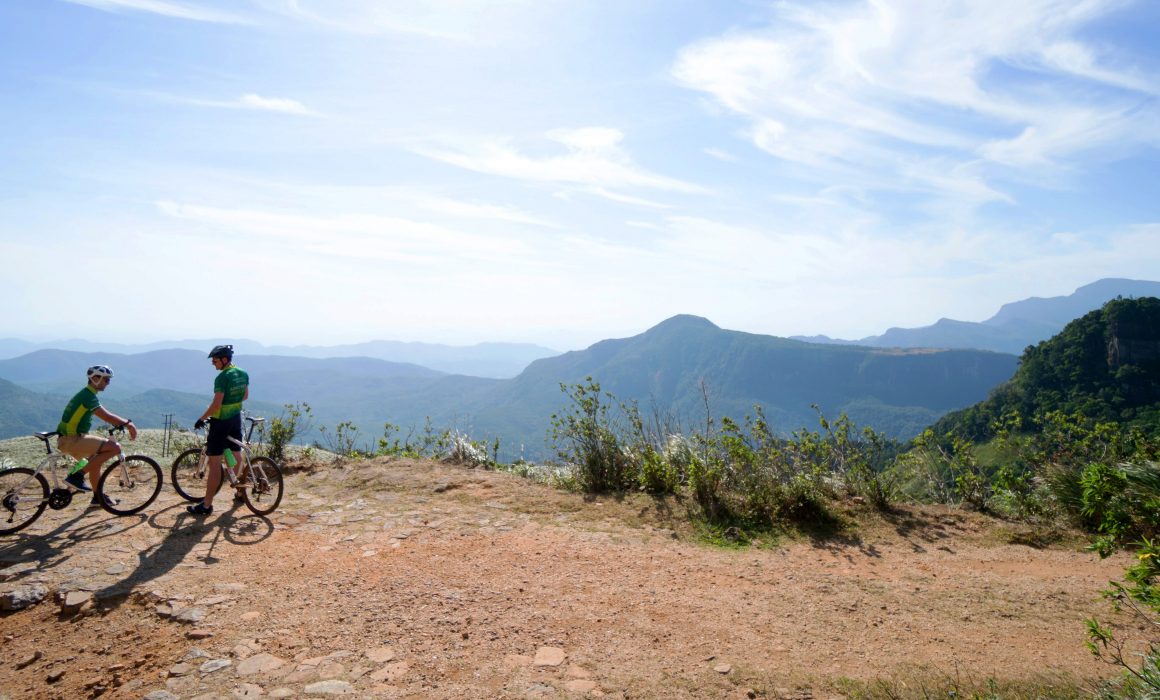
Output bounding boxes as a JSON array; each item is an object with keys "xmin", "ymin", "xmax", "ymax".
[
  {"xmin": 416, "ymin": 128, "xmax": 708, "ymax": 199},
  {"xmin": 252, "ymin": 0, "xmax": 554, "ymax": 42},
  {"xmin": 61, "ymin": 0, "xmax": 248, "ymax": 23},
  {"xmin": 238, "ymin": 94, "xmax": 314, "ymax": 116},
  {"xmin": 672, "ymin": 0, "xmax": 1158, "ymax": 200},
  {"xmin": 142, "ymin": 91, "xmax": 317, "ymax": 115}
]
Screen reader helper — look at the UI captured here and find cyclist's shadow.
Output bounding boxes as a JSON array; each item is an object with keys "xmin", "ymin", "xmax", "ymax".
[
  {"xmin": 91, "ymin": 501, "xmax": 275, "ymax": 611},
  {"xmin": 0, "ymin": 506, "xmax": 153, "ymax": 580}
]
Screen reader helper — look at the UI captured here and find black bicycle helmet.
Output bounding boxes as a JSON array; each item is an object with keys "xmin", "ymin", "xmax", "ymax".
[{"xmin": 207, "ymin": 344, "xmax": 234, "ymax": 360}]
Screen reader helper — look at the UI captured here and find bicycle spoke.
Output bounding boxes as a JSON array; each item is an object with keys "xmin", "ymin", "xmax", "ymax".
[
  {"xmin": 97, "ymin": 456, "xmax": 163, "ymax": 516},
  {"xmin": 242, "ymin": 457, "xmax": 283, "ymax": 515},
  {"xmin": 171, "ymin": 448, "xmax": 208, "ymax": 502},
  {"xmin": 0, "ymin": 468, "xmax": 50, "ymax": 535}
]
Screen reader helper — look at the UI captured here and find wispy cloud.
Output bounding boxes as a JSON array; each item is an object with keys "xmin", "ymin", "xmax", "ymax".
[
  {"xmin": 154, "ymin": 200, "xmax": 531, "ymax": 266},
  {"xmin": 416, "ymin": 127, "xmax": 707, "ymax": 202},
  {"xmin": 62, "ymin": 0, "xmax": 249, "ymax": 24},
  {"xmin": 154, "ymin": 92, "xmax": 317, "ymax": 116},
  {"xmin": 672, "ymin": 0, "xmax": 1159, "ymax": 199},
  {"xmin": 252, "ymin": 0, "xmax": 549, "ymax": 42},
  {"xmin": 237, "ymin": 94, "xmax": 314, "ymax": 115}
]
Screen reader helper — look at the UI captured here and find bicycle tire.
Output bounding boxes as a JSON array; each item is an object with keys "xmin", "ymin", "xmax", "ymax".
[
  {"xmin": 243, "ymin": 457, "xmax": 283, "ymax": 516},
  {"xmin": 171, "ymin": 447, "xmax": 208, "ymax": 502},
  {"xmin": 0, "ymin": 467, "xmax": 50, "ymax": 535},
  {"xmin": 97, "ymin": 455, "xmax": 163, "ymax": 516}
]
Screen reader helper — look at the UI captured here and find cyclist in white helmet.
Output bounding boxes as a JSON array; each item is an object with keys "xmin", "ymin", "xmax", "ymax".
[{"xmin": 57, "ymin": 365, "xmax": 138, "ymax": 505}]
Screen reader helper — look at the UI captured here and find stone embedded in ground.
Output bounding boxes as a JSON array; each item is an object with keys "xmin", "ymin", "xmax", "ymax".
[
  {"xmin": 566, "ymin": 679, "xmax": 598, "ymax": 693},
  {"xmin": 0, "ymin": 562, "xmax": 37, "ymax": 581},
  {"xmin": 174, "ymin": 606, "xmax": 207, "ymax": 624},
  {"xmin": 533, "ymin": 646, "xmax": 566, "ymax": 667},
  {"xmin": 365, "ymin": 645, "xmax": 396, "ymax": 663},
  {"xmin": 303, "ymin": 679, "xmax": 355, "ymax": 695},
  {"xmin": 714, "ymin": 663, "xmax": 732, "ymax": 674},
  {"xmin": 236, "ymin": 653, "xmax": 286, "ymax": 676},
  {"xmin": 15, "ymin": 650, "xmax": 43, "ymax": 669},
  {"xmin": 234, "ymin": 682, "xmax": 265, "ymax": 699},
  {"xmin": 142, "ymin": 691, "xmax": 179, "ymax": 700},
  {"xmin": 199, "ymin": 659, "xmax": 232, "ymax": 674},
  {"xmin": 1, "ymin": 583, "xmax": 49, "ymax": 611}
]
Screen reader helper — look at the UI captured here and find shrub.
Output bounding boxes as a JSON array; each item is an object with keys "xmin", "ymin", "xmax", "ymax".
[
  {"xmin": 549, "ymin": 378, "xmax": 637, "ymax": 493},
  {"xmin": 261, "ymin": 402, "xmax": 312, "ymax": 464}
]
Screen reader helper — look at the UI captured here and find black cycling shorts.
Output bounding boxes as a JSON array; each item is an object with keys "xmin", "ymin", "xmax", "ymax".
[{"xmin": 206, "ymin": 415, "xmax": 243, "ymax": 457}]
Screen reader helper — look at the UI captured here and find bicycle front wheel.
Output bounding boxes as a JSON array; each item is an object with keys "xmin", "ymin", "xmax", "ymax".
[
  {"xmin": 243, "ymin": 457, "xmax": 283, "ymax": 516},
  {"xmin": 171, "ymin": 448, "xmax": 208, "ymax": 502},
  {"xmin": 0, "ymin": 468, "xmax": 50, "ymax": 535},
  {"xmin": 97, "ymin": 456, "xmax": 163, "ymax": 516}
]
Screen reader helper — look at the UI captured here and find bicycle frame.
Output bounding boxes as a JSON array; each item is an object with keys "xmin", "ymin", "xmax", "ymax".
[
  {"xmin": 7, "ymin": 427, "xmax": 130, "ymax": 510},
  {"xmin": 184, "ymin": 414, "xmax": 265, "ymax": 492}
]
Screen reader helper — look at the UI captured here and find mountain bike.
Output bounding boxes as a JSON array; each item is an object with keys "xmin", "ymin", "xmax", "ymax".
[
  {"xmin": 170, "ymin": 415, "xmax": 284, "ymax": 515},
  {"xmin": 1, "ymin": 426, "xmax": 164, "ymax": 535}
]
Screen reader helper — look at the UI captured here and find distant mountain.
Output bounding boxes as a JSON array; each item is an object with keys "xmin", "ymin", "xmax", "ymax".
[
  {"xmin": 794, "ymin": 278, "xmax": 1160, "ymax": 354},
  {"xmin": 0, "ymin": 378, "xmax": 62, "ymax": 440},
  {"xmin": 0, "ymin": 338, "xmax": 558, "ymax": 379},
  {"xmin": 0, "ymin": 349, "xmax": 443, "ymax": 404},
  {"xmin": 462, "ymin": 315, "xmax": 1019, "ymax": 456},
  {"xmin": 0, "ymin": 317, "xmax": 1019, "ymax": 459},
  {"xmin": 934, "ymin": 297, "xmax": 1160, "ymax": 440},
  {"xmin": 0, "ymin": 379, "xmax": 283, "ymax": 441}
]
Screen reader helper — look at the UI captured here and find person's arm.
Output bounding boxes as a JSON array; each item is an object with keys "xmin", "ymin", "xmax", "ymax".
[
  {"xmin": 199, "ymin": 392, "xmax": 225, "ymax": 424},
  {"xmin": 94, "ymin": 406, "xmax": 137, "ymax": 440}
]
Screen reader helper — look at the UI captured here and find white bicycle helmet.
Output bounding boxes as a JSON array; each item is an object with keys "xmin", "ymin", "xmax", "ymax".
[{"xmin": 87, "ymin": 365, "xmax": 114, "ymax": 380}]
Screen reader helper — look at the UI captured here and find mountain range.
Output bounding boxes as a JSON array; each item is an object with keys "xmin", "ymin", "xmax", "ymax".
[
  {"xmin": 3, "ymin": 278, "xmax": 1156, "ymax": 462},
  {"xmin": 0, "ymin": 316, "xmax": 1016, "ymax": 461},
  {"xmin": 0, "ymin": 338, "xmax": 558, "ymax": 379},
  {"xmin": 792, "ymin": 278, "xmax": 1160, "ymax": 354}
]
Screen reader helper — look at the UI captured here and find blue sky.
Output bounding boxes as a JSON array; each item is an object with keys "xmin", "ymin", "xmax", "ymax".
[{"xmin": 2, "ymin": 0, "xmax": 1158, "ymax": 351}]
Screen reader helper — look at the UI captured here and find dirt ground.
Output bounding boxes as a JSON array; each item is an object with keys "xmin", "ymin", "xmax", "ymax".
[{"xmin": 0, "ymin": 457, "xmax": 1142, "ymax": 699}]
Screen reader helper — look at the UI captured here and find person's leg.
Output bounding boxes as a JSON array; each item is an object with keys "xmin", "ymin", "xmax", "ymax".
[
  {"xmin": 60, "ymin": 435, "xmax": 105, "ymax": 491},
  {"xmin": 203, "ymin": 455, "xmax": 223, "ymax": 509},
  {"xmin": 84, "ymin": 439, "xmax": 120, "ymax": 490},
  {"xmin": 191, "ymin": 419, "xmax": 228, "ymax": 514}
]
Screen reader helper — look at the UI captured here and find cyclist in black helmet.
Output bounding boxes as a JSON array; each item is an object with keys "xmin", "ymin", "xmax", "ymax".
[
  {"xmin": 58, "ymin": 365, "xmax": 138, "ymax": 506},
  {"xmin": 188, "ymin": 345, "xmax": 249, "ymax": 516}
]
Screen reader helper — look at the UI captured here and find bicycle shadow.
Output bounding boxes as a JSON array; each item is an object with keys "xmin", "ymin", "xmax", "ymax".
[
  {"xmin": 89, "ymin": 500, "xmax": 276, "ymax": 610},
  {"xmin": 0, "ymin": 505, "xmax": 153, "ymax": 580}
]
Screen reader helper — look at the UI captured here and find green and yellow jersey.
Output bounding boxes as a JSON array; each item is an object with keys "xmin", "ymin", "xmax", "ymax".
[
  {"xmin": 57, "ymin": 386, "xmax": 101, "ymax": 436},
  {"xmin": 213, "ymin": 365, "xmax": 249, "ymax": 419}
]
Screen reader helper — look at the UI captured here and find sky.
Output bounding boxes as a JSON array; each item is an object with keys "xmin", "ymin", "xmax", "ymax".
[{"xmin": 2, "ymin": 0, "xmax": 1159, "ymax": 352}]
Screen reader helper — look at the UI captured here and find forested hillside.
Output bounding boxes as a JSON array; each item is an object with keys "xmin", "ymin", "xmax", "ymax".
[{"xmin": 934, "ymin": 297, "xmax": 1160, "ymax": 440}]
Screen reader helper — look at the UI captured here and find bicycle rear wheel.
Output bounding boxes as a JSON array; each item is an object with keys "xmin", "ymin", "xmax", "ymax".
[
  {"xmin": 243, "ymin": 457, "xmax": 283, "ymax": 516},
  {"xmin": 97, "ymin": 456, "xmax": 163, "ymax": 516},
  {"xmin": 171, "ymin": 448, "xmax": 208, "ymax": 502},
  {"xmin": 0, "ymin": 468, "xmax": 50, "ymax": 535}
]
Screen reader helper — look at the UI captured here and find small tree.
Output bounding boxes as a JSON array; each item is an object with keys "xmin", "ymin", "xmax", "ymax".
[
  {"xmin": 549, "ymin": 378, "xmax": 636, "ymax": 493},
  {"xmin": 262, "ymin": 402, "xmax": 312, "ymax": 464}
]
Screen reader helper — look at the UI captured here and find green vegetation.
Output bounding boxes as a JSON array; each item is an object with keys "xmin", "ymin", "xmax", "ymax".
[{"xmin": 935, "ymin": 297, "xmax": 1160, "ymax": 442}]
